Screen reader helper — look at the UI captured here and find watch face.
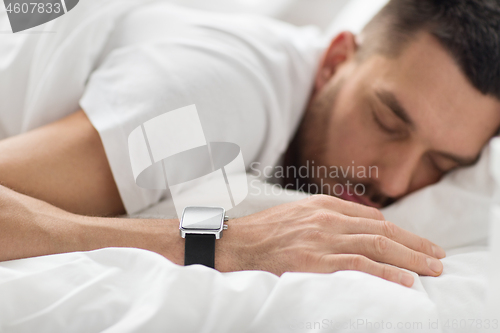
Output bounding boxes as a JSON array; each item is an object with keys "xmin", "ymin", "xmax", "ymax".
[{"xmin": 181, "ymin": 207, "xmax": 225, "ymax": 230}]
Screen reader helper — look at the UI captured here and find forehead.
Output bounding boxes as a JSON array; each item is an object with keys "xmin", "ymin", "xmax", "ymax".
[{"xmin": 360, "ymin": 32, "xmax": 500, "ymax": 155}]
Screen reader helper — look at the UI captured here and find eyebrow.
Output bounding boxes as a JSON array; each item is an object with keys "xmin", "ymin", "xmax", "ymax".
[
  {"xmin": 375, "ymin": 89, "xmax": 480, "ymax": 167},
  {"xmin": 375, "ymin": 89, "xmax": 414, "ymax": 128}
]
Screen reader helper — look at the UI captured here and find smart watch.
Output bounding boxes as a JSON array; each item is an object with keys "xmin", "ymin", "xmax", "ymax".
[{"xmin": 179, "ymin": 206, "xmax": 228, "ymax": 268}]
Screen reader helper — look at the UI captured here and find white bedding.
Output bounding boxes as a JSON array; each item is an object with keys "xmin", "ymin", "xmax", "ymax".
[
  {"xmin": 0, "ymin": 246, "xmax": 490, "ymax": 333},
  {"xmin": 0, "ymin": 137, "xmax": 499, "ymax": 332},
  {"xmin": 1, "ymin": 0, "xmax": 499, "ymax": 332}
]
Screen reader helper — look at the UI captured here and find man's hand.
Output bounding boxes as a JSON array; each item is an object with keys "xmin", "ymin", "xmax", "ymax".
[
  {"xmin": 216, "ymin": 195, "xmax": 446, "ymax": 287},
  {"xmin": 0, "ymin": 181, "xmax": 444, "ymax": 288}
]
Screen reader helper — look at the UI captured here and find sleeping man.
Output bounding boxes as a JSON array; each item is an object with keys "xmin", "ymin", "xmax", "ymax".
[{"xmin": 0, "ymin": 0, "xmax": 499, "ymax": 288}]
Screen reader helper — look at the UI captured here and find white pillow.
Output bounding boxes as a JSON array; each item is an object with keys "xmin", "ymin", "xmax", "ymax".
[
  {"xmin": 381, "ymin": 142, "xmax": 496, "ymax": 250},
  {"xmin": 325, "ymin": 0, "xmax": 389, "ymax": 37},
  {"xmin": 486, "ymin": 139, "xmax": 500, "ymax": 316}
]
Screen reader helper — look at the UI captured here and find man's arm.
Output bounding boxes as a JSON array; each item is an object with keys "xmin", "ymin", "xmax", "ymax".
[
  {"xmin": 0, "ymin": 110, "xmax": 446, "ymax": 287},
  {"xmin": 0, "ymin": 110, "xmax": 125, "ymax": 216},
  {"xmin": 0, "ymin": 185, "xmax": 184, "ymax": 264},
  {"xmin": 0, "ymin": 182, "xmax": 445, "ymax": 288}
]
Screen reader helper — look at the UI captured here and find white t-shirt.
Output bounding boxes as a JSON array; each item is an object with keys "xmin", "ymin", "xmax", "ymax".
[{"xmin": 0, "ymin": 0, "xmax": 325, "ymax": 214}]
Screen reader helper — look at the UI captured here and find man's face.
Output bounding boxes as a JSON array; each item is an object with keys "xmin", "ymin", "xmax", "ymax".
[{"xmin": 297, "ymin": 32, "xmax": 500, "ymax": 207}]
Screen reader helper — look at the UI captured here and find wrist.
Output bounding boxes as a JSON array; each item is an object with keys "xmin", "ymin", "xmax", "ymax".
[{"xmin": 214, "ymin": 219, "xmax": 249, "ymax": 273}]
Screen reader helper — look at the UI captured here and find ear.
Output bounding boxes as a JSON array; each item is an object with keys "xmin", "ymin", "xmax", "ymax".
[{"xmin": 315, "ymin": 31, "xmax": 358, "ymax": 91}]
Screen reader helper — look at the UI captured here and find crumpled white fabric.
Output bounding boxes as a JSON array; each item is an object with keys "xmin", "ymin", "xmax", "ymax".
[
  {"xmin": 0, "ymin": 0, "xmax": 499, "ymax": 330},
  {"xmin": 0, "ymin": 139, "xmax": 499, "ymax": 333},
  {"xmin": 0, "ymin": 245, "xmax": 491, "ymax": 333}
]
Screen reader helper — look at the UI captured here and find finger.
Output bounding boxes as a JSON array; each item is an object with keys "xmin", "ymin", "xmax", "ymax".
[
  {"xmin": 335, "ymin": 234, "xmax": 444, "ymax": 276},
  {"xmin": 307, "ymin": 194, "xmax": 385, "ymax": 221},
  {"xmin": 341, "ymin": 218, "xmax": 446, "ymax": 259},
  {"xmin": 320, "ymin": 254, "xmax": 415, "ymax": 287}
]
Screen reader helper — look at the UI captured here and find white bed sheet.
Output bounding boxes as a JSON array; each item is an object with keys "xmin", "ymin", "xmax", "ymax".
[
  {"xmin": 1, "ymin": 148, "xmax": 499, "ymax": 333},
  {"xmin": 0, "ymin": 0, "xmax": 499, "ymax": 331},
  {"xmin": 0, "ymin": 246, "xmax": 491, "ymax": 333}
]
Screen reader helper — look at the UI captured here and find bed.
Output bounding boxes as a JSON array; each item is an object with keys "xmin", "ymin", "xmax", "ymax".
[
  {"xmin": 1, "ymin": 137, "xmax": 499, "ymax": 332},
  {"xmin": 0, "ymin": 0, "xmax": 499, "ymax": 332}
]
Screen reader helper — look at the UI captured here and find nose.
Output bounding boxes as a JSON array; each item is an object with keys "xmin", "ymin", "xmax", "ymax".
[{"xmin": 376, "ymin": 145, "xmax": 422, "ymax": 199}]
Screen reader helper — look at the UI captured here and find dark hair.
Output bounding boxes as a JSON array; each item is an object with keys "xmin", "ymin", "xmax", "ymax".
[{"xmin": 358, "ymin": 0, "xmax": 500, "ymax": 99}]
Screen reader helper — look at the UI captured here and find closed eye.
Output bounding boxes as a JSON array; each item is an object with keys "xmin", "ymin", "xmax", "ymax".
[
  {"xmin": 428, "ymin": 154, "xmax": 466, "ymax": 174},
  {"xmin": 372, "ymin": 109, "xmax": 401, "ymax": 135}
]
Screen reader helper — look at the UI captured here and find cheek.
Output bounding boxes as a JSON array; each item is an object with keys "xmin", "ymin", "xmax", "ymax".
[
  {"xmin": 323, "ymin": 98, "xmax": 380, "ymax": 169},
  {"xmin": 409, "ymin": 159, "xmax": 443, "ymax": 192}
]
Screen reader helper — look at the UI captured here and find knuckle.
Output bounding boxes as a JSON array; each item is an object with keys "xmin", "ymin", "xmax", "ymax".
[
  {"xmin": 348, "ymin": 216, "xmax": 361, "ymax": 226},
  {"xmin": 381, "ymin": 265, "xmax": 402, "ymax": 283},
  {"xmin": 343, "ymin": 200, "xmax": 361, "ymax": 211},
  {"xmin": 382, "ymin": 220, "xmax": 397, "ymax": 239},
  {"xmin": 345, "ymin": 216, "xmax": 363, "ymax": 230},
  {"xmin": 407, "ymin": 251, "xmax": 421, "ymax": 268},
  {"xmin": 380, "ymin": 264, "xmax": 392, "ymax": 280},
  {"xmin": 310, "ymin": 194, "xmax": 333, "ymax": 206},
  {"xmin": 418, "ymin": 237, "xmax": 430, "ymax": 253},
  {"xmin": 311, "ymin": 210, "xmax": 334, "ymax": 225},
  {"xmin": 335, "ymin": 213, "xmax": 351, "ymax": 226},
  {"xmin": 373, "ymin": 235, "xmax": 389, "ymax": 256},
  {"xmin": 316, "ymin": 254, "xmax": 332, "ymax": 272},
  {"xmin": 346, "ymin": 255, "xmax": 366, "ymax": 270},
  {"xmin": 297, "ymin": 250, "xmax": 322, "ymax": 271}
]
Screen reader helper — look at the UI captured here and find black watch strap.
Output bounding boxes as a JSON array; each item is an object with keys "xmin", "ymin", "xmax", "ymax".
[{"xmin": 184, "ymin": 234, "xmax": 216, "ymax": 268}]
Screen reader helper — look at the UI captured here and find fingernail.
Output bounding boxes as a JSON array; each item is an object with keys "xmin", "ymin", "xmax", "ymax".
[
  {"xmin": 400, "ymin": 272, "xmax": 414, "ymax": 287},
  {"xmin": 432, "ymin": 245, "xmax": 446, "ymax": 259},
  {"xmin": 426, "ymin": 257, "xmax": 443, "ymax": 274}
]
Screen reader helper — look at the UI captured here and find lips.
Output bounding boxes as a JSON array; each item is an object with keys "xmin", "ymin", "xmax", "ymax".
[{"xmin": 338, "ymin": 189, "xmax": 382, "ymax": 208}]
